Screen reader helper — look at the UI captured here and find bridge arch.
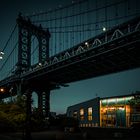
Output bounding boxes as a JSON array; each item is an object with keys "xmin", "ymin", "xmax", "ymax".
[
  {"xmin": 16, "ymin": 14, "xmax": 50, "ymax": 73},
  {"xmin": 32, "ymin": 91, "xmax": 38, "ymax": 108},
  {"xmin": 31, "ymin": 36, "xmax": 39, "ymax": 66}
]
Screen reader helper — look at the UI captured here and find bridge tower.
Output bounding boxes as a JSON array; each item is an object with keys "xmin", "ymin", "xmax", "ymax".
[
  {"xmin": 16, "ymin": 13, "xmax": 50, "ymax": 73},
  {"xmin": 15, "ymin": 13, "xmax": 51, "ymax": 119}
]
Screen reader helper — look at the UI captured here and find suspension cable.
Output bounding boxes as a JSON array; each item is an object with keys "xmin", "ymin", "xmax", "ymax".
[
  {"xmin": 27, "ymin": 0, "xmax": 87, "ymax": 18},
  {"xmin": 0, "ymin": 42, "xmax": 18, "ymax": 72},
  {"xmin": 44, "ymin": 13, "xmax": 140, "ymax": 33},
  {"xmin": 1, "ymin": 24, "xmax": 17, "ymax": 52},
  {"xmin": 32, "ymin": 0, "xmax": 126, "ymax": 23}
]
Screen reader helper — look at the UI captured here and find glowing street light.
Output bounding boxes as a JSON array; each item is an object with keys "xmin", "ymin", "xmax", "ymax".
[
  {"xmin": 0, "ymin": 51, "xmax": 4, "ymax": 60},
  {"xmin": 85, "ymin": 42, "xmax": 88, "ymax": 46},
  {"xmin": 85, "ymin": 42, "xmax": 89, "ymax": 47},
  {"xmin": 38, "ymin": 63, "xmax": 42, "ymax": 66},
  {"xmin": 102, "ymin": 27, "xmax": 106, "ymax": 32},
  {"xmin": 0, "ymin": 88, "xmax": 4, "ymax": 92},
  {"xmin": 0, "ymin": 51, "xmax": 4, "ymax": 55}
]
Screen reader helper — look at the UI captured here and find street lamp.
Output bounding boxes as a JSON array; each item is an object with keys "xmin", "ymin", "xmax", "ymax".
[
  {"xmin": 38, "ymin": 62, "xmax": 42, "ymax": 66},
  {"xmin": 0, "ymin": 51, "xmax": 4, "ymax": 55},
  {"xmin": 102, "ymin": 27, "xmax": 107, "ymax": 32},
  {"xmin": 0, "ymin": 88, "xmax": 4, "ymax": 92}
]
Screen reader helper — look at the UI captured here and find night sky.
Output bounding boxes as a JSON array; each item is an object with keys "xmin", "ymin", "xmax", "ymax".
[{"xmin": 0, "ymin": 0, "xmax": 140, "ymax": 114}]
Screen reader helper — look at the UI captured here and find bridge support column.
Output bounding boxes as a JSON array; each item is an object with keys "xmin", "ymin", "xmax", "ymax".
[
  {"xmin": 38, "ymin": 92, "xmax": 43, "ymax": 116},
  {"xmin": 37, "ymin": 89, "xmax": 50, "ymax": 119},
  {"xmin": 24, "ymin": 89, "xmax": 32, "ymax": 140},
  {"xmin": 42, "ymin": 90, "xmax": 50, "ymax": 118}
]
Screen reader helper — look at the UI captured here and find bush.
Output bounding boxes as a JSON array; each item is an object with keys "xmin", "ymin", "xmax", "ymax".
[{"xmin": 0, "ymin": 111, "xmax": 16, "ymax": 133}]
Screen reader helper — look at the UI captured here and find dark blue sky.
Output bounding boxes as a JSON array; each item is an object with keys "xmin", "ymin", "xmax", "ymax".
[{"xmin": 0, "ymin": 0, "xmax": 140, "ymax": 114}]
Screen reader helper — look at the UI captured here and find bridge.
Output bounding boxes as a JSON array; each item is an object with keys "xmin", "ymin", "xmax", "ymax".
[{"xmin": 0, "ymin": 0, "xmax": 140, "ymax": 118}]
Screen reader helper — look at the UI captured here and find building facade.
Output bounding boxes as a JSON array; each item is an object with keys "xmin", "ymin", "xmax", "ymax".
[{"xmin": 67, "ymin": 93, "xmax": 140, "ymax": 128}]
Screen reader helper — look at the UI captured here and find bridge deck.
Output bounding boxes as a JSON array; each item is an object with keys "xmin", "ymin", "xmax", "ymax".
[{"xmin": 0, "ymin": 16, "xmax": 140, "ymax": 98}]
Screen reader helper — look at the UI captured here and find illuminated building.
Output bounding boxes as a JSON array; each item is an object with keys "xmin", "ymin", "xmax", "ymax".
[
  {"xmin": 67, "ymin": 93, "xmax": 140, "ymax": 128},
  {"xmin": 67, "ymin": 97, "xmax": 100, "ymax": 127}
]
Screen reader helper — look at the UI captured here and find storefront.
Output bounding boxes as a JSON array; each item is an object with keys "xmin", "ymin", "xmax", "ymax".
[
  {"xmin": 100, "ymin": 96, "xmax": 133, "ymax": 127},
  {"xmin": 67, "ymin": 93, "xmax": 140, "ymax": 128}
]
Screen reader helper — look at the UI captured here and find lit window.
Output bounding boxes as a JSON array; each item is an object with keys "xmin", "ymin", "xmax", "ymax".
[
  {"xmin": 88, "ymin": 107, "xmax": 92, "ymax": 121},
  {"xmin": 88, "ymin": 116, "xmax": 92, "ymax": 121},
  {"xmin": 95, "ymin": 123, "xmax": 98, "ymax": 127},
  {"xmin": 80, "ymin": 108, "xmax": 84, "ymax": 115},
  {"xmin": 73, "ymin": 111, "xmax": 78, "ymax": 119},
  {"xmin": 89, "ymin": 123, "xmax": 91, "ymax": 127},
  {"xmin": 80, "ymin": 108, "xmax": 84, "ymax": 120},
  {"xmin": 88, "ymin": 107, "xmax": 92, "ymax": 115}
]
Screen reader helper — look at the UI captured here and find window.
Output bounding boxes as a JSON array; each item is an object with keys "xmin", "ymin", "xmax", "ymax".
[
  {"xmin": 89, "ymin": 123, "xmax": 91, "ymax": 127},
  {"xmin": 88, "ymin": 107, "xmax": 92, "ymax": 121},
  {"xmin": 80, "ymin": 124, "xmax": 83, "ymax": 127},
  {"xmin": 73, "ymin": 110, "xmax": 78, "ymax": 119},
  {"xmin": 80, "ymin": 108, "xmax": 84, "ymax": 120},
  {"xmin": 86, "ymin": 123, "xmax": 88, "ymax": 127}
]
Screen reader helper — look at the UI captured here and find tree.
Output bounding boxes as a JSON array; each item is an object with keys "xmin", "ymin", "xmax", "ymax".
[
  {"xmin": 128, "ymin": 91, "xmax": 140, "ymax": 106},
  {"xmin": 128, "ymin": 91, "xmax": 140, "ymax": 130},
  {"xmin": 0, "ymin": 95, "xmax": 26, "ymax": 132}
]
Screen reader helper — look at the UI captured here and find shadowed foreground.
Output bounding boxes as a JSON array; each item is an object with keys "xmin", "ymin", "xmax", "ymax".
[{"xmin": 0, "ymin": 127, "xmax": 140, "ymax": 140}]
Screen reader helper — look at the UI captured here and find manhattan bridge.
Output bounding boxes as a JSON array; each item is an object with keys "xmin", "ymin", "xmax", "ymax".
[{"xmin": 0, "ymin": 0, "xmax": 140, "ymax": 119}]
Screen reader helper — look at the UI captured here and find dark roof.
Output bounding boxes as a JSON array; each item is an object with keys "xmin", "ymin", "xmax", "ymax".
[
  {"xmin": 100, "ymin": 92, "xmax": 140, "ymax": 100},
  {"xmin": 67, "ymin": 97, "xmax": 100, "ymax": 109},
  {"xmin": 67, "ymin": 92, "xmax": 140, "ymax": 109}
]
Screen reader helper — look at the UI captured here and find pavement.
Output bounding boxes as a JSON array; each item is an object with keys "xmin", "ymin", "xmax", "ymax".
[
  {"xmin": 0, "ymin": 130, "xmax": 84, "ymax": 140},
  {"xmin": 0, "ymin": 130, "xmax": 140, "ymax": 140}
]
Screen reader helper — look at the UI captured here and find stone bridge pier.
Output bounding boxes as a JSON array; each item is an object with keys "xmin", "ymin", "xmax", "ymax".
[{"xmin": 17, "ymin": 82, "xmax": 51, "ymax": 139}]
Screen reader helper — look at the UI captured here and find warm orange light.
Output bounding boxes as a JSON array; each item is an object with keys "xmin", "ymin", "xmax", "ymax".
[{"xmin": 0, "ymin": 88, "xmax": 4, "ymax": 92}]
